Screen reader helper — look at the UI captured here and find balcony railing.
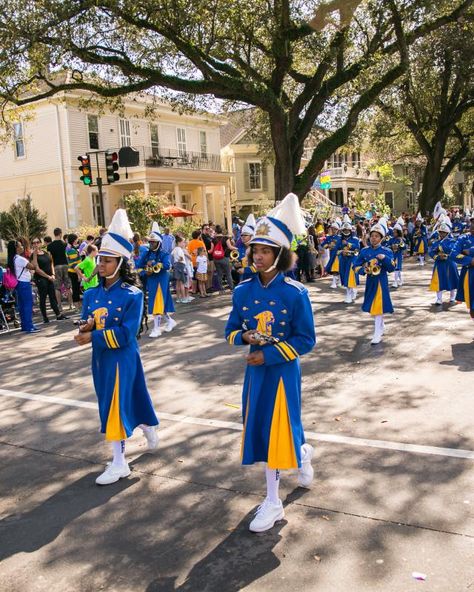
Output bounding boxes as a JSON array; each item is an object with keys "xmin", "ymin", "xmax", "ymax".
[
  {"xmin": 117, "ymin": 145, "xmax": 222, "ymax": 172},
  {"xmin": 328, "ymin": 166, "xmax": 379, "ymax": 180}
]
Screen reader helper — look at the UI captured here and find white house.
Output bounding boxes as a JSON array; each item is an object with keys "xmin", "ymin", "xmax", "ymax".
[{"xmin": 0, "ymin": 90, "xmax": 233, "ymax": 234}]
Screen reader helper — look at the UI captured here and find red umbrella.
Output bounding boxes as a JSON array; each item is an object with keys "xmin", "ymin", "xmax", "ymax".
[{"xmin": 162, "ymin": 205, "xmax": 197, "ymax": 217}]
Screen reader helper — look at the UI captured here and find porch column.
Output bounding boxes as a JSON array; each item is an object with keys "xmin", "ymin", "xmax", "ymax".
[
  {"xmin": 144, "ymin": 181, "xmax": 150, "ymax": 196},
  {"xmin": 201, "ymin": 185, "xmax": 209, "ymax": 223},
  {"xmin": 224, "ymin": 184, "xmax": 232, "ymax": 235},
  {"xmin": 342, "ymin": 183, "xmax": 348, "ymax": 205},
  {"xmin": 174, "ymin": 183, "xmax": 181, "ymax": 207}
]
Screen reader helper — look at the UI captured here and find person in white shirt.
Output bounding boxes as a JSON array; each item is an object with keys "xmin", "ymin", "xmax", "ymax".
[
  {"xmin": 7, "ymin": 240, "xmax": 40, "ymax": 333},
  {"xmin": 171, "ymin": 236, "xmax": 188, "ymax": 303},
  {"xmin": 196, "ymin": 247, "xmax": 209, "ymax": 297}
]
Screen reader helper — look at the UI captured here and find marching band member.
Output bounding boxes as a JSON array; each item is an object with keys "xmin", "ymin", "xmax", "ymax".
[
  {"xmin": 321, "ymin": 218, "xmax": 342, "ymax": 288},
  {"xmin": 136, "ymin": 222, "xmax": 176, "ymax": 338},
  {"xmin": 338, "ymin": 214, "xmax": 360, "ymax": 303},
  {"xmin": 74, "ymin": 209, "xmax": 159, "ymax": 485},
  {"xmin": 428, "ymin": 217, "xmax": 459, "ymax": 305},
  {"xmin": 387, "ymin": 217, "xmax": 406, "ymax": 288},
  {"xmin": 353, "ymin": 217, "xmax": 396, "ymax": 344},
  {"xmin": 236, "ymin": 213, "xmax": 257, "ymax": 280},
  {"xmin": 413, "ymin": 213, "xmax": 428, "ymax": 265},
  {"xmin": 452, "ymin": 212, "xmax": 466, "ymax": 239},
  {"xmin": 225, "ymin": 193, "xmax": 316, "ymax": 533},
  {"xmin": 450, "ymin": 216, "xmax": 474, "ymax": 322}
]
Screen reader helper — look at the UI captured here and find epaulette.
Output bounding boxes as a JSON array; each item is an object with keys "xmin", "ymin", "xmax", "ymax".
[
  {"xmin": 284, "ymin": 277, "xmax": 306, "ymax": 292},
  {"xmin": 234, "ymin": 276, "xmax": 255, "ymax": 292},
  {"xmin": 121, "ymin": 283, "xmax": 141, "ymax": 295}
]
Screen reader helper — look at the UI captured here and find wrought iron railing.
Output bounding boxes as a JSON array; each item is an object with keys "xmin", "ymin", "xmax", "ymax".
[{"xmin": 117, "ymin": 145, "xmax": 223, "ymax": 171}]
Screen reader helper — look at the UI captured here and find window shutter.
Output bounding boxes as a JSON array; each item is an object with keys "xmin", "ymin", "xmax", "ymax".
[
  {"xmin": 262, "ymin": 165, "xmax": 268, "ymax": 191},
  {"xmin": 244, "ymin": 164, "xmax": 250, "ymax": 191}
]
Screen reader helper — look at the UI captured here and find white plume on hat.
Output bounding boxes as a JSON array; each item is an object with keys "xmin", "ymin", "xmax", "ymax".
[
  {"xmin": 99, "ymin": 208, "xmax": 134, "ymax": 259},
  {"xmin": 394, "ymin": 216, "xmax": 404, "ymax": 231},
  {"xmin": 241, "ymin": 213, "xmax": 256, "ymax": 236},
  {"xmin": 416, "ymin": 211, "xmax": 423, "ymax": 221},
  {"xmin": 250, "ymin": 192, "xmax": 307, "ymax": 248},
  {"xmin": 148, "ymin": 221, "xmax": 163, "ymax": 242},
  {"xmin": 331, "ymin": 217, "xmax": 342, "ymax": 230},
  {"xmin": 342, "ymin": 213, "xmax": 352, "ymax": 230},
  {"xmin": 433, "ymin": 201, "xmax": 445, "ymax": 220}
]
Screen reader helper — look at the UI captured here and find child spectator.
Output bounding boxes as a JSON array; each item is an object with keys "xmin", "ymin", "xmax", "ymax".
[
  {"xmin": 196, "ymin": 247, "xmax": 208, "ymax": 298},
  {"xmin": 171, "ymin": 236, "xmax": 188, "ymax": 303},
  {"xmin": 76, "ymin": 244, "xmax": 99, "ymax": 291}
]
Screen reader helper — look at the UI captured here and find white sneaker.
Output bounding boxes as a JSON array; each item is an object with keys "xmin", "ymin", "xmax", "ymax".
[
  {"xmin": 249, "ymin": 498, "xmax": 285, "ymax": 533},
  {"xmin": 391, "ymin": 282, "xmax": 398, "ymax": 288},
  {"xmin": 142, "ymin": 426, "xmax": 159, "ymax": 451},
  {"xmin": 149, "ymin": 328, "xmax": 161, "ymax": 338},
  {"xmin": 433, "ymin": 300, "xmax": 442, "ymax": 306},
  {"xmin": 163, "ymin": 317, "xmax": 177, "ymax": 332},
  {"xmin": 330, "ymin": 278, "xmax": 337, "ymax": 289},
  {"xmin": 344, "ymin": 293, "xmax": 352, "ymax": 304},
  {"xmin": 298, "ymin": 444, "xmax": 314, "ymax": 488},
  {"xmin": 351, "ymin": 289, "xmax": 358, "ymax": 302},
  {"xmin": 95, "ymin": 463, "xmax": 131, "ymax": 485},
  {"xmin": 371, "ymin": 333, "xmax": 382, "ymax": 345}
]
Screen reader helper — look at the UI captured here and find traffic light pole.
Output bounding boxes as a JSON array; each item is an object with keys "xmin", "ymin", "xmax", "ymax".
[{"xmin": 92, "ymin": 151, "xmax": 105, "ymax": 224}]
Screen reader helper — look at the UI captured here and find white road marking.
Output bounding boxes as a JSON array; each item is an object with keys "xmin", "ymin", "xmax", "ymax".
[{"xmin": 0, "ymin": 388, "xmax": 473, "ymax": 460}]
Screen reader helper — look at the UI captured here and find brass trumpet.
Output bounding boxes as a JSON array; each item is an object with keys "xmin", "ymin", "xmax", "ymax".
[
  {"xmin": 365, "ymin": 258, "xmax": 381, "ymax": 276},
  {"xmin": 337, "ymin": 248, "xmax": 357, "ymax": 256},
  {"xmin": 152, "ymin": 262, "xmax": 163, "ymax": 273},
  {"xmin": 230, "ymin": 250, "xmax": 240, "ymax": 262}
]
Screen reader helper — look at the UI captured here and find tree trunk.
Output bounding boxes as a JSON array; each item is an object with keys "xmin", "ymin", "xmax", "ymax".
[
  {"xmin": 418, "ymin": 161, "xmax": 446, "ymax": 214},
  {"xmin": 270, "ymin": 112, "xmax": 294, "ymax": 202}
]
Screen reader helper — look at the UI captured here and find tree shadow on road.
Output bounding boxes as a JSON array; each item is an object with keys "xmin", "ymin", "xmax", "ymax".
[{"xmin": 439, "ymin": 342, "xmax": 474, "ymax": 373}]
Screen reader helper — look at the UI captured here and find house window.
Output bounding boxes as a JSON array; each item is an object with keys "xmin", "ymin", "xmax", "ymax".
[
  {"xmin": 384, "ymin": 191, "xmax": 394, "ymax": 210},
  {"xmin": 199, "ymin": 131, "xmax": 207, "ymax": 158},
  {"xmin": 248, "ymin": 162, "xmax": 262, "ymax": 190},
  {"xmin": 177, "ymin": 128, "xmax": 187, "ymax": 156},
  {"xmin": 87, "ymin": 115, "xmax": 99, "ymax": 149},
  {"xmin": 120, "ymin": 119, "xmax": 131, "ymax": 147},
  {"xmin": 150, "ymin": 124, "xmax": 159, "ymax": 157},
  {"xmin": 13, "ymin": 122, "xmax": 25, "ymax": 158},
  {"xmin": 91, "ymin": 192, "xmax": 105, "ymax": 226}
]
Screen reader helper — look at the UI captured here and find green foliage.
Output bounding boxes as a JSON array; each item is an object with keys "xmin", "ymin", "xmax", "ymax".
[
  {"xmin": 0, "ymin": 197, "xmax": 47, "ymax": 242},
  {"xmin": 353, "ymin": 191, "xmax": 391, "ymax": 216},
  {"xmin": 66, "ymin": 224, "xmax": 103, "ymax": 239},
  {"xmin": 121, "ymin": 191, "xmax": 173, "ymax": 238}
]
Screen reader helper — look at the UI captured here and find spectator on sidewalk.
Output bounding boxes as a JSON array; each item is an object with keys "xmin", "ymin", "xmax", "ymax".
[
  {"xmin": 76, "ymin": 244, "xmax": 99, "ymax": 292},
  {"xmin": 47, "ymin": 227, "xmax": 73, "ymax": 312},
  {"xmin": 7, "ymin": 239, "xmax": 40, "ymax": 333},
  {"xmin": 212, "ymin": 225, "xmax": 235, "ymax": 294},
  {"xmin": 66, "ymin": 234, "xmax": 82, "ymax": 310}
]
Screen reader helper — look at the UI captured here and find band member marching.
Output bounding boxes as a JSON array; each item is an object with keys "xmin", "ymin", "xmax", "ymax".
[
  {"xmin": 428, "ymin": 217, "xmax": 459, "ymax": 305},
  {"xmin": 353, "ymin": 217, "xmax": 397, "ymax": 344},
  {"xmin": 413, "ymin": 213, "xmax": 428, "ymax": 265},
  {"xmin": 321, "ymin": 218, "xmax": 342, "ymax": 288},
  {"xmin": 225, "ymin": 193, "xmax": 316, "ymax": 533},
  {"xmin": 387, "ymin": 217, "xmax": 406, "ymax": 288},
  {"xmin": 74, "ymin": 209, "xmax": 159, "ymax": 485},
  {"xmin": 338, "ymin": 214, "xmax": 360, "ymax": 303},
  {"xmin": 450, "ymin": 216, "xmax": 474, "ymax": 323},
  {"xmin": 136, "ymin": 222, "xmax": 176, "ymax": 338},
  {"xmin": 235, "ymin": 213, "xmax": 257, "ymax": 280}
]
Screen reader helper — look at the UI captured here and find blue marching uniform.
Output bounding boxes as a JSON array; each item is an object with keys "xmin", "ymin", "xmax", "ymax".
[
  {"xmin": 353, "ymin": 246, "xmax": 396, "ymax": 314},
  {"xmin": 321, "ymin": 234, "xmax": 341, "ymax": 274},
  {"xmin": 81, "ymin": 280, "xmax": 158, "ymax": 440},
  {"xmin": 136, "ymin": 248, "xmax": 175, "ymax": 315},
  {"xmin": 450, "ymin": 234, "xmax": 474, "ymax": 312},
  {"xmin": 225, "ymin": 274, "xmax": 316, "ymax": 470},
  {"xmin": 429, "ymin": 237, "xmax": 459, "ymax": 292},
  {"xmin": 413, "ymin": 226, "xmax": 428, "ymax": 256},
  {"xmin": 337, "ymin": 236, "xmax": 360, "ymax": 288},
  {"xmin": 452, "ymin": 220, "xmax": 465, "ymax": 238},
  {"xmin": 387, "ymin": 236, "xmax": 406, "ymax": 271}
]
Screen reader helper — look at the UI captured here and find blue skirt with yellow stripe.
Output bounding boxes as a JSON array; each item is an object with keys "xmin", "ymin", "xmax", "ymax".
[
  {"xmin": 339, "ymin": 255, "xmax": 359, "ymax": 288},
  {"xmin": 361, "ymin": 274, "xmax": 394, "ymax": 315},
  {"xmin": 456, "ymin": 267, "xmax": 474, "ymax": 312},
  {"xmin": 429, "ymin": 259, "xmax": 459, "ymax": 292},
  {"xmin": 147, "ymin": 272, "xmax": 175, "ymax": 315}
]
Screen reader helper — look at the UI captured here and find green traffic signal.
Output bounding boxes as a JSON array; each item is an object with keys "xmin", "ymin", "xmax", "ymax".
[{"xmin": 78, "ymin": 155, "xmax": 93, "ymax": 186}]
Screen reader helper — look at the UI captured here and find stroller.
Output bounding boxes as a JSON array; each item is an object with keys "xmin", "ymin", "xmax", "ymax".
[{"xmin": 0, "ymin": 276, "xmax": 20, "ymax": 333}]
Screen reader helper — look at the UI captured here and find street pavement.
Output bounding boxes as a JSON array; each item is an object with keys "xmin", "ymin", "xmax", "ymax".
[{"xmin": 0, "ymin": 258, "xmax": 473, "ymax": 592}]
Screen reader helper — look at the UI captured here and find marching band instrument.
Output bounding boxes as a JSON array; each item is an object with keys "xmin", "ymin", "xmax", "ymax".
[
  {"xmin": 230, "ymin": 250, "xmax": 240, "ymax": 261},
  {"xmin": 253, "ymin": 331, "xmax": 280, "ymax": 344},
  {"xmin": 365, "ymin": 258, "xmax": 381, "ymax": 276}
]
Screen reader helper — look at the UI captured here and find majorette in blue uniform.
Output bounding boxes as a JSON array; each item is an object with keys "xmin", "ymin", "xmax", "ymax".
[
  {"xmin": 452, "ymin": 215, "xmax": 466, "ymax": 238},
  {"xmin": 236, "ymin": 213, "xmax": 257, "ymax": 280},
  {"xmin": 225, "ymin": 193, "xmax": 316, "ymax": 533},
  {"xmin": 136, "ymin": 222, "xmax": 176, "ymax": 338},
  {"xmin": 428, "ymin": 216, "xmax": 459, "ymax": 305},
  {"xmin": 337, "ymin": 214, "xmax": 360, "ymax": 303},
  {"xmin": 387, "ymin": 216, "xmax": 406, "ymax": 288},
  {"xmin": 321, "ymin": 218, "xmax": 342, "ymax": 288},
  {"xmin": 450, "ymin": 217, "xmax": 474, "ymax": 318},
  {"xmin": 353, "ymin": 217, "xmax": 396, "ymax": 344},
  {"xmin": 413, "ymin": 213, "xmax": 428, "ymax": 265},
  {"xmin": 76, "ymin": 209, "xmax": 159, "ymax": 486}
]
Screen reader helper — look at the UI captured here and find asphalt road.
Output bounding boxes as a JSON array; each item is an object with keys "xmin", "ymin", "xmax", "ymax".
[{"xmin": 0, "ymin": 258, "xmax": 473, "ymax": 592}]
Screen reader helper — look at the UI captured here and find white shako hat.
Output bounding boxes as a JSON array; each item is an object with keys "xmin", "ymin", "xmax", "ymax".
[
  {"xmin": 341, "ymin": 213, "xmax": 352, "ymax": 231},
  {"xmin": 250, "ymin": 193, "xmax": 306, "ymax": 249},
  {"xmin": 393, "ymin": 216, "xmax": 405, "ymax": 231},
  {"xmin": 438, "ymin": 213, "xmax": 452, "ymax": 229},
  {"xmin": 370, "ymin": 216, "xmax": 388, "ymax": 238},
  {"xmin": 147, "ymin": 221, "xmax": 163, "ymax": 242},
  {"xmin": 433, "ymin": 201, "xmax": 446, "ymax": 220},
  {"xmin": 99, "ymin": 209, "xmax": 133, "ymax": 260},
  {"xmin": 331, "ymin": 217, "xmax": 342, "ymax": 230},
  {"xmin": 416, "ymin": 211, "xmax": 423, "ymax": 222},
  {"xmin": 439, "ymin": 222, "xmax": 451, "ymax": 233},
  {"xmin": 241, "ymin": 213, "xmax": 256, "ymax": 236}
]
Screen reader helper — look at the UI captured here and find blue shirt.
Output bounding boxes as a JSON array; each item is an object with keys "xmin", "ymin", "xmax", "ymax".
[{"xmin": 161, "ymin": 234, "xmax": 175, "ymax": 255}]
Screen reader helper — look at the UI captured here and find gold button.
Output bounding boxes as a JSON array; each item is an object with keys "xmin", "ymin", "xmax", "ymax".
[
  {"xmin": 280, "ymin": 321, "xmax": 286, "ymax": 326},
  {"xmin": 254, "ymin": 300, "xmax": 260, "ymax": 304},
  {"xmin": 116, "ymin": 307, "xmax": 122, "ymax": 311},
  {"xmin": 269, "ymin": 301, "xmax": 275, "ymax": 305},
  {"xmin": 243, "ymin": 306, "xmax": 248, "ymax": 311},
  {"xmin": 114, "ymin": 317, "xmax": 119, "ymax": 321},
  {"xmin": 281, "ymin": 309, "xmax": 287, "ymax": 314},
  {"xmin": 108, "ymin": 300, "xmax": 112, "ymax": 304},
  {"xmin": 278, "ymin": 332, "xmax": 284, "ymax": 337}
]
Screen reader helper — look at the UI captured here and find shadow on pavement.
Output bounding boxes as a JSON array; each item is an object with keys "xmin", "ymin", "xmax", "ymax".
[{"xmin": 439, "ymin": 342, "xmax": 474, "ymax": 372}]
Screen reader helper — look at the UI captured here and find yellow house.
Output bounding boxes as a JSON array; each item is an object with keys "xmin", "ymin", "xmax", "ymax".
[{"xmin": 0, "ymin": 91, "xmax": 233, "ymax": 234}]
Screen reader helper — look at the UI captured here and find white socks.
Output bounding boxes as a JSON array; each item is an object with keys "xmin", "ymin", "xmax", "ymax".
[
  {"xmin": 265, "ymin": 467, "xmax": 281, "ymax": 504},
  {"xmin": 450, "ymin": 290, "xmax": 457, "ymax": 301},
  {"xmin": 374, "ymin": 315, "xmax": 384, "ymax": 335},
  {"xmin": 153, "ymin": 315, "xmax": 161, "ymax": 330},
  {"xmin": 112, "ymin": 440, "xmax": 126, "ymax": 466}
]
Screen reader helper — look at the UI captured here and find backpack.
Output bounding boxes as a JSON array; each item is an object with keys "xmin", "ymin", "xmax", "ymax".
[
  {"xmin": 213, "ymin": 239, "xmax": 225, "ymax": 260},
  {"xmin": 2, "ymin": 269, "xmax": 18, "ymax": 291}
]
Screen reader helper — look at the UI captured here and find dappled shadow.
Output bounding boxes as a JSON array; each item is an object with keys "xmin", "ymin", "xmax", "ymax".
[{"xmin": 439, "ymin": 342, "xmax": 474, "ymax": 373}]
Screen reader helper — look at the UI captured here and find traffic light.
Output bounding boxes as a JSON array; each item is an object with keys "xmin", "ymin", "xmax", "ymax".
[
  {"xmin": 78, "ymin": 155, "xmax": 92, "ymax": 185},
  {"xmin": 105, "ymin": 151, "xmax": 120, "ymax": 183}
]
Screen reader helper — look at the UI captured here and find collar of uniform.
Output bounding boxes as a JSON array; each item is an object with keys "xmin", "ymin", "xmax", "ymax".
[
  {"xmin": 257, "ymin": 272, "xmax": 283, "ymax": 289},
  {"xmin": 103, "ymin": 278, "xmax": 121, "ymax": 292}
]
